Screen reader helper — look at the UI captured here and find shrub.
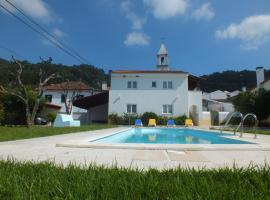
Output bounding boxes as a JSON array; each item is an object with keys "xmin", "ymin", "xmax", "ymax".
[
  {"xmin": 108, "ymin": 113, "xmax": 122, "ymax": 125},
  {"xmin": 141, "ymin": 112, "xmax": 158, "ymax": 125},
  {"xmin": 157, "ymin": 116, "xmax": 168, "ymax": 125},
  {"xmin": 46, "ymin": 113, "xmax": 57, "ymax": 123},
  {"xmin": 173, "ymin": 115, "xmax": 188, "ymax": 125},
  {"xmin": 122, "ymin": 113, "xmax": 140, "ymax": 125},
  {"xmin": 0, "ymin": 104, "xmax": 4, "ymax": 125},
  {"xmin": 210, "ymin": 111, "xmax": 219, "ymax": 126}
]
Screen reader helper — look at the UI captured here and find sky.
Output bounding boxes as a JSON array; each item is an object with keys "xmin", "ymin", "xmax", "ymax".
[{"xmin": 0, "ymin": 0, "xmax": 270, "ymax": 76}]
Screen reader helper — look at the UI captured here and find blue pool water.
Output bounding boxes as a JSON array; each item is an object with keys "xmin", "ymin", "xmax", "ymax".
[{"xmin": 91, "ymin": 128, "xmax": 253, "ymax": 144}]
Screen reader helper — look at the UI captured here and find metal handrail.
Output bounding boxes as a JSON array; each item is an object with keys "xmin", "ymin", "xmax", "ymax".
[
  {"xmin": 238, "ymin": 113, "xmax": 258, "ymax": 138},
  {"xmin": 220, "ymin": 112, "xmax": 243, "ymax": 134}
]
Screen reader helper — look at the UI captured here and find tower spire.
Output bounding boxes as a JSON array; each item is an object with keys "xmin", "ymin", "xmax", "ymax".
[{"xmin": 156, "ymin": 43, "xmax": 169, "ymax": 71}]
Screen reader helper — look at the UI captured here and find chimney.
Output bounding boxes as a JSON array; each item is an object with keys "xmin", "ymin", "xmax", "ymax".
[
  {"xmin": 102, "ymin": 82, "xmax": 108, "ymax": 91},
  {"xmin": 256, "ymin": 67, "xmax": 265, "ymax": 87}
]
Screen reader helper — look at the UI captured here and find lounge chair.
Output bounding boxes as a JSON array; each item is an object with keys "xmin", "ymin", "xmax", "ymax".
[
  {"xmin": 185, "ymin": 118, "xmax": 193, "ymax": 127},
  {"xmin": 148, "ymin": 118, "xmax": 156, "ymax": 127},
  {"xmin": 135, "ymin": 119, "xmax": 143, "ymax": 127},
  {"xmin": 167, "ymin": 119, "xmax": 175, "ymax": 127}
]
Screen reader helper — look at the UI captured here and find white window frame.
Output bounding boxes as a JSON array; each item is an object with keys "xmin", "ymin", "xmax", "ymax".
[
  {"xmin": 127, "ymin": 81, "xmax": 137, "ymax": 89},
  {"xmin": 126, "ymin": 104, "xmax": 137, "ymax": 114},
  {"xmin": 163, "ymin": 81, "xmax": 173, "ymax": 89},
  {"xmin": 127, "ymin": 81, "xmax": 132, "ymax": 88},
  {"xmin": 162, "ymin": 104, "xmax": 173, "ymax": 114}
]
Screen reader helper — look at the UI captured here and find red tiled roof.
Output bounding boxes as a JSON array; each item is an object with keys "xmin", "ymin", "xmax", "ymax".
[{"xmin": 44, "ymin": 81, "xmax": 93, "ymax": 91}]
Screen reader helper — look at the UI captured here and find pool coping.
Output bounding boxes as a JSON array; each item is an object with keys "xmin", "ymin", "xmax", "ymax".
[{"xmin": 56, "ymin": 127, "xmax": 270, "ymax": 151}]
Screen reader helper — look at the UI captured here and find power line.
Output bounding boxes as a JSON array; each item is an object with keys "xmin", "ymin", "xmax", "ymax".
[
  {"xmin": 4, "ymin": 0, "xmax": 90, "ymax": 64},
  {"xmin": 0, "ymin": 2, "xmax": 88, "ymax": 64},
  {"xmin": 0, "ymin": 44, "xmax": 27, "ymax": 60}
]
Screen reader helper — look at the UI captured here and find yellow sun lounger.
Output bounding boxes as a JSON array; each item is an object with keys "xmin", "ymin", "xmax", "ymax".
[
  {"xmin": 185, "ymin": 118, "xmax": 193, "ymax": 127},
  {"xmin": 148, "ymin": 118, "xmax": 157, "ymax": 127}
]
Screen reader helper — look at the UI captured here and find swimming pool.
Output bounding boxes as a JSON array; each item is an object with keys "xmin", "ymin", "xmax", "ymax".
[{"xmin": 91, "ymin": 128, "xmax": 253, "ymax": 144}]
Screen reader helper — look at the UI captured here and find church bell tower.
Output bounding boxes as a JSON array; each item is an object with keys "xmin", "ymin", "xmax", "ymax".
[{"xmin": 156, "ymin": 43, "xmax": 169, "ymax": 71}]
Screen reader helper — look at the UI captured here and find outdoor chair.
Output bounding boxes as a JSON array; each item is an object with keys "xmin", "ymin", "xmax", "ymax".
[
  {"xmin": 135, "ymin": 119, "xmax": 143, "ymax": 127},
  {"xmin": 185, "ymin": 118, "xmax": 193, "ymax": 127},
  {"xmin": 167, "ymin": 119, "xmax": 176, "ymax": 127},
  {"xmin": 148, "ymin": 118, "xmax": 157, "ymax": 127}
]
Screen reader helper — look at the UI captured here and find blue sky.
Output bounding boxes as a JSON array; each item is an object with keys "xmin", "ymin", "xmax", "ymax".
[{"xmin": 0, "ymin": 0, "xmax": 270, "ymax": 76}]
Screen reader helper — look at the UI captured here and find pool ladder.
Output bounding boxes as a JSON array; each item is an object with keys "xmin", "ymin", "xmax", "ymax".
[{"xmin": 220, "ymin": 112, "xmax": 258, "ymax": 139}]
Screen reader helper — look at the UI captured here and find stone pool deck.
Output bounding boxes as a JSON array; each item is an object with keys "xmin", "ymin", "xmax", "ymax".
[{"xmin": 0, "ymin": 127, "xmax": 270, "ymax": 169}]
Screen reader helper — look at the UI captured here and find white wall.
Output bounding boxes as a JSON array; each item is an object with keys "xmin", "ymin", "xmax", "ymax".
[
  {"xmin": 262, "ymin": 80, "xmax": 270, "ymax": 91},
  {"xmin": 109, "ymin": 73, "xmax": 189, "ymax": 117},
  {"xmin": 188, "ymin": 91, "xmax": 203, "ymax": 124},
  {"xmin": 88, "ymin": 104, "xmax": 108, "ymax": 122},
  {"xmin": 43, "ymin": 90, "xmax": 91, "ymax": 114}
]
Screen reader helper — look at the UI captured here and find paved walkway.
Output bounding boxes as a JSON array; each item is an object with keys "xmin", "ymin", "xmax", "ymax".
[{"xmin": 0, "ymin": 127, "xmax": 270, "ymax": 169}]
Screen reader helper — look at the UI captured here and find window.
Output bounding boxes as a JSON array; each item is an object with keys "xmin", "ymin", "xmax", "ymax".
[
  {"xmin": 127, "ymin": 81, "xmax": 132, "ymax": 88},
  {"xmin": 161, "ymin": 57, "xmax": 165, "ymax": 65},
  {"xmin": 61, "ymin": 94, "xmax": 66, "ymax": 103},
  {"xmin": 163, "ymin": 81, "xmax": 167, "ymax": 89},
  {"xmin": 152, "ymin": 81, "xmax": 156, "ymax": 88},
  {"xmin": 168, "ymin": 81, "xmax": 173, "ymax": 89},
  {"xmin": 163, "ymin": 81, "xmax": 173, "ymax": 89},
  {"xmin": 162, "ymin": 104, "xmax": 173, "ymax": 114},
  {"xmin": 127, "ymin": 81, "xmax": 137, "ymax": 89},
  {"xmin": 127, "ymin": 104, "xmax": 137, "ymax": 114},
  {"xmin": 132, "ymin": 81, "xmax": 137, "ymax": 88},
  {"xmin": 45, "ymin": 95, "xmax": 52, "ymax": 103}
]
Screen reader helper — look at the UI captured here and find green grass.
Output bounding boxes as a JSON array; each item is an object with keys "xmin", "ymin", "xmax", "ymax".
[
  {"xmin": 0, "ymin": 124, "xmax": 116, "ymax": 142},
  {"xmin": 0, "ymin": 160, "xmax": 270, "ymax": 199}
]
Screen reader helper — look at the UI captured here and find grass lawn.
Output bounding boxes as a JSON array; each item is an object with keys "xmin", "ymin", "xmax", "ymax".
[
  {"xmin": 0, "ymin": 160, "xmax": 270, "ymax": 199},
  {"xmin": 0, "ymin": 124, "xmax": 116, "ymax": 142}
]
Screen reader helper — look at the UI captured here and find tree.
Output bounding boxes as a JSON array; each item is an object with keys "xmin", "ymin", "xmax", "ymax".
[
  {"xmin": 0, "ymin": 57, "xmax": 58, "ymax": 128},
  {"xmin": 232, "ymin": 89, "xmax": 270, "ymax": 121},
  {"xmin": 60, "ymin": 80, "xmax": 84, "ymax": 114}
]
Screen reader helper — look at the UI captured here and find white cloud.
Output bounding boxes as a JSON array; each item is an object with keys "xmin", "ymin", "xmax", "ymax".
[
  {"xmin": 121, "ymin": 0, "xmax": 146, "ymax": 30},
  {"xmin": 143, "ymin": 0, "xmax": 188, "ymax": 19},
  {"xmin": 52, "ymin": 28, "xmax": 67, "ymax": 38},
  {"xmin": 216, "ymin": 15, "xmax": 270, "ymax": 50},
  {"xmin": 124, "ymin": 32, "xmax": 150, "ymax": 46},
  {"xmin": 0, "ymin": 0, "xmax": 53, "ymax": 22},
  {"xmin": 192, "ymin": 3, "xmax": 214, "ymax": 21}
]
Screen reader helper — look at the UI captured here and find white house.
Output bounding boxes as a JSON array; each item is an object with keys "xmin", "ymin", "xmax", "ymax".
[
  {"xmin": 43, "ymin": 81, "xmax": 96, "ymax": 122},
  {"xmin": 255, "ymin": 67, "xmax": 270, "ymax": 91},
  {"xmin": 108, "ymin": 44, "xmax": 203, "ymax": 125}
]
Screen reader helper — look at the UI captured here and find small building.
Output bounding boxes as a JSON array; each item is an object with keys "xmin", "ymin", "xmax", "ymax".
[{"xmin": 43, "ymin": 81, "xmax": 97, "ymax": 123}]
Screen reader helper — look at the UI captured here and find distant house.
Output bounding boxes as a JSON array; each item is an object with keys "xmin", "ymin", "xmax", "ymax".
[
  {"xmin": 74, "ymin": 43, "xmax": 203, "ymax": 125},
  {"xmin": 202, "ymin": 90, "xmax": 239, "ymax": 112},
  {"xmin": 250, "ymin": 67, "xmax": 269, "ymax": 92},
  {"xmin": 43, "ymin": 81, "xmax": 97, "ymax": 122}
]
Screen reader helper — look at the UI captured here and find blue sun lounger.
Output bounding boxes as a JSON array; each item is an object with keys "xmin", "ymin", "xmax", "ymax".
[
  {"xmin": 167, "ymin": 119, "xmax": 175, "ymax": 127},
  {"xmin": 135, "ymin": 119, "xmax": 143, "ymax": 127}
]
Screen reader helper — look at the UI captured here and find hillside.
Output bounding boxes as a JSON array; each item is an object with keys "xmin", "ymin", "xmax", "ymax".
[
  {"xmin": 0, "ymin": 58, "xmax": 108, "ymax": 89},
  {"xmin": 200, "ymin": 69, "xmax": 270, "ymax": 92},
  {"xmin": 0, "ymin": 58, "xmax": 269, "ymax": 92}
]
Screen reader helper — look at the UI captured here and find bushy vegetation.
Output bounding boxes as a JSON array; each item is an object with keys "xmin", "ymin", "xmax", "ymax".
[
  {"xmin": 232, "ymin": 89, "xmax": 270, "ymax": 126},
  {"xmin": 46, "ymin": 112, "xmax": 57, "ymax": 124},
  {"xmin": 0, "ymin": 91, "xmax": 45, "ymax": 125},
  {"xmin": 201, "ymin": 69, "xmax": 270, "ymax": 92},
  {"xmin": 108, "ymin": 112, "xmax": 187, "ymax": 126},
  {"xmin": 0, "ymin": 160, "xmax": 270, "ymax": 199},
  {"xmin": 0, "ymin": 58, "xmax": 108, "ymax": 89},
  {"xmin": 0, "ymin": 124, "xmax": 115, "ymax": 142}
]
